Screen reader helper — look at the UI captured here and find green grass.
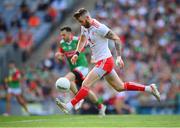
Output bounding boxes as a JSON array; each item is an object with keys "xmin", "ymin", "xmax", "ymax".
[{"xmin": 0, "ymin": 115, "xmax": 179, "ymax": 128}]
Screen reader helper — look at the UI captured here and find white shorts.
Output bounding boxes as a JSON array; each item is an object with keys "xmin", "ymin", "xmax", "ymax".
[
  {"xmin": 73, "ymin": 66, "xmax": 89, "ymax": 79},
  {"xmin": 8, "ymin": 88, "xmax": 22, "ymax": 95},
  {"xmin": 94, "ymin": 56, "xmax": 114, "ymax": 78}
]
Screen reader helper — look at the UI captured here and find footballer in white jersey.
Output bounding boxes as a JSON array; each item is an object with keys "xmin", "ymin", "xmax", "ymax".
[{"xmin": 56, "ymin": 8, "xmax": 160, "ymax": 115}]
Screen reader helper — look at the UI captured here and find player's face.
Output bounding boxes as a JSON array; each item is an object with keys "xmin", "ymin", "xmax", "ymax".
[
  {"xmin": 60, "ymin": 31, "xmax": 70, "ymax": 42},
  {"xmin": 77, "ymin": 17, "xmax": 91, "ymax": 28},
  {"xmin": 8, "ymin": 63, "xmax": 15, "ymax": 69}
]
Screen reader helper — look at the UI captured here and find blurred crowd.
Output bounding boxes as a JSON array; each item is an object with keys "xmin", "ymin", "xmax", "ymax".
[
  {"xmin": 89, "ymin": 0, "xmax": 180, "ymax": 114},
  {"xmin": 0, "ymin": 0, "xmax": 72, "ymax": 62},
  {"xmin": 0, "ymin": 0, "xmax": 180, "ymax": 115}
]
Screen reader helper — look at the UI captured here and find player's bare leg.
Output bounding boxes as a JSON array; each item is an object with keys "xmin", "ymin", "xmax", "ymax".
[
  {"xmin": 16, "ymin": 94, "xmax": 29, "ymax": 113},
  {"xmin": 65, "ymin": 72, "xmax": 75, "ymax": 81},
  {"xmin": 69, "ymin": 81, "xmax": 84, "ymax": 110},
  {"xmin": 60, "ymin": 71, "xmax": 105, "ymax": 113},
  {"xmin": 5, "ymin": 93, "xmax": 12, "ymax": 115},
  {"xmin": 104, "ymin": 69, "xmax": 160, "ymax": 101},
  {"xmin": 104, "ymin": 69, "xmax": 124, "ymax": 91},
  {"xmin": 70, "ymin": 81, "xmax": 78, "ymax": 95},
  {"xmin": 63, "ymin": 72, "xmax": 83, "ymax": 110},
  {"xmin": 80, "ymin": 68, "xmax": 101, "ymax": 88}
]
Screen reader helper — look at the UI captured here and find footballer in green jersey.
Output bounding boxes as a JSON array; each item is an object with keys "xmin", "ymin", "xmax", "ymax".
[
  {"xmin": 55, "ymin": 26, "xmax": 105, "ymax": 113},
  {"xmin": 4, "ymin": 61, "xmax": 29, "ymax": 115},
  {"xmin": 59, "ymin": 36, "xmax": 88, "ymax": 71}
]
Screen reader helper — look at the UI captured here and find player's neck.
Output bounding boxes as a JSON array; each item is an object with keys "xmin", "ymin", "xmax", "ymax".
[{"xmin": 65, "ymin": 34, "xmax": 73, "ymax": 42}]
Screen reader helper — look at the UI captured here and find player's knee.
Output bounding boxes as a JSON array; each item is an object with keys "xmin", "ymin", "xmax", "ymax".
[{"xmin": 82, "ymin": 81, "xmax": 91, "ymax": 88}]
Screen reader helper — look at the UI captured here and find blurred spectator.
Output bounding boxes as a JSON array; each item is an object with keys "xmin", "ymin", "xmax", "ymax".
[
  {"xmin": 16, "ymin": 28, "xmax": 33, "ymax": 62},
  {"xmin": 90, "ymin": 0, "xmax": 180, "ymax": 114},
  {"xmin": 28, "ymin": 13, "xmax": 41, "ymax": 27}
]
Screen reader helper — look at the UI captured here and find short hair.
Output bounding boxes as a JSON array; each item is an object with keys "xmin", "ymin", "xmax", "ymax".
[
  {"xmin": 73, "ymin": 8, "xmax": 89, "ymax": 19},
  {"xmin": 8, "ymin": 60, "xmax": 15, "ymax": 64},
  {"xmin": 60, "ymin": 26, "xmax": 72, "ymax": 32}
]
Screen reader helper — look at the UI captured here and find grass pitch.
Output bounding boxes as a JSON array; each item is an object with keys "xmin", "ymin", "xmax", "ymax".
[{"xmin": 0, "ymin": 115, "xmax": 179, "ymax": 128}]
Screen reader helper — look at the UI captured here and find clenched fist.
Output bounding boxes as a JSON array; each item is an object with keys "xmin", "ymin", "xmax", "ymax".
[
  {"xmin": 115, "ymin": 56, "xmax": 124, "ymax": 68},
  {"xmin": 71, "ymin": 54, "xmax": 78, "ymax": 65}
]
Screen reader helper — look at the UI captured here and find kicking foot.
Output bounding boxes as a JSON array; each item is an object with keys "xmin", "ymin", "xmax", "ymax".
[
  {"xmin": 99, "ymin": 105, "xmax": 106, "ymax": 116},
  {"xmin": 74, "ymin": 99, "xmax": 84, "ymax": 110},
  {"xmin": 150, "ymin": 84, "xmax": 161, "ymax": 102},
  {"xmin": 56, "ymin": 98, "xmax": 69, "ymax": 114}
]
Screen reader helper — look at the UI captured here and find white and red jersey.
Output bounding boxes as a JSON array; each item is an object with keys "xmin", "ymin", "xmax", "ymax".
[{"xmin": 81, "ymin": 19, "xmax": 112, "ymax": 62}]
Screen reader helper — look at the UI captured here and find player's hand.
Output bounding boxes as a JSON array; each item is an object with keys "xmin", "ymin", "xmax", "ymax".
[
  {"xmin": 115, "ymin": 56, "xmax": 124, "ymax": 68},
  {"xmin": 71, "ymin": 54, "xmax": 78, "ymax": 65},
  {"xmin": 55, "ymin": 52, "xmax": 63, "ymax": 60}
]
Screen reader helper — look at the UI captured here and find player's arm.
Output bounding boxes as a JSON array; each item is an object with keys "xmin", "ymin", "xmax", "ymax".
[
  {"xmin": 71, "ymin": 35, "xmax": 87, "ymax": 65},
  {"xmin": 105, "ymin": 30, "xmax": 124, "ymax": 68},
  {"xmin": 55, "ymin": 42, "xmax": 65, "ymax": 60},
  {"xmin": 105, "ymin": 30, "xmax": 122, "ymax": 56},
  {"xmin": 76, "ymin": 35, "xmax": 87, "ymax": 53}
]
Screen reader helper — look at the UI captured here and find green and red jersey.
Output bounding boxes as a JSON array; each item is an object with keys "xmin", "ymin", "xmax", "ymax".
[
  {"xmin": 6, "ymin": 68, "xmax": 21, "ymax": 88},
  {"xmin": 59, "ymin": 36, "xmax": 88, "ymax": 71}
]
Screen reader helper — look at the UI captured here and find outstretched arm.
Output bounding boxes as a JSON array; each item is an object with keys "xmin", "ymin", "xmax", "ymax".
[
  {"xmin": 76, "ymin": 35, "xmax": 87, "ymax": 52},
  {"xmin": 105, "ymin": 30, "xmax": 124, "ymax": 68},
  {"xmin": 71, "ymin": 35, "xmax": 87, "ymax": 65}
]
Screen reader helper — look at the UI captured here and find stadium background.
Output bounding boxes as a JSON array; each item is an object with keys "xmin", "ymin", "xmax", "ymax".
[{"xmin": 0, "ymin": 0, "xmax": 179, "ymax": 116}]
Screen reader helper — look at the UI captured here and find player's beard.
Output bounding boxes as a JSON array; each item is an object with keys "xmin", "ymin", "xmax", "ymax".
[{"xmin": 84, "ymin": 20, "xmax": 91, "ymax": 28}]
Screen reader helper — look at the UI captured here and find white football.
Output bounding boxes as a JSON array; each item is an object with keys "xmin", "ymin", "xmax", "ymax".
[{"xmin": 55, "ymin": 77, "xmax": 70, "ymax": 92}]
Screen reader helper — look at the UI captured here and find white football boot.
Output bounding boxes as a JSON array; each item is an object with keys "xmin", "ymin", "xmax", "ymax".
[
  {"xmin": 56, "ymin": 98, "xmax": 69, "ymax": 114},
  {"xmin": 150, "ymin": 84, "xmax": 161, "ymax": 102}
]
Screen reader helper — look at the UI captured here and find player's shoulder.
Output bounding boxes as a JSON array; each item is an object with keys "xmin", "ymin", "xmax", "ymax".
[
  {"xmin": 91, "ymin": 19, "xmax": 102, "ymax": 28},
  {"xmin": 60, "ymin": 39, "xmax": 65, "ymax": 44}
]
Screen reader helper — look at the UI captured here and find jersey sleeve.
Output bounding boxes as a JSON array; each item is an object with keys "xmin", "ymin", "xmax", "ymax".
[
  {"xmin": 59, "ymin": 47, "xmax": 64, "ymax": 53},
  {"xmin": 59, "ymin": 40, "xmax": 64, "ymax": 53},
  {"xmin": 96, "ymin": 23, "xmax": 110, "ymax": 37}
]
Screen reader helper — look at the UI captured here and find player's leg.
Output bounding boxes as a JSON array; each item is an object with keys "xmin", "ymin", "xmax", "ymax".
[
  {"xmin": 64, "ymin": 72, "xmax": 78, "ymax": 95},
  {"xmin": 70, "ymin": 81, "xmax": 78, "ymax": 95},
  {"xmin": 104, "ymin": 69, "xmax": 124, "ymax": 91},
  {"xmin": 88, "ymin": 90, "xmax": 106, "ymax": 115},
  {"xmin": 104, "ymin": 69, "xmax": 160, "ymax": 101},
  {"xmin": 56, "ymin": 68, "xmax": 101, "ymax": 113},
  {"xmin": 5, "ymin": 92, "xmax": 12, "ymax": 115},
  {"xmin": 74, "ymin": 66, "xmax": 105, "ymax": 109},
  {"xmin": 70, "ymin": 68, "xmax": 100, "ymax": 106},
  {"xmin": 16, "ymin": 94, "xmax": 29, "ymax": 113},
  {"xmin": 72, "ymin": 67, "xmax": 105, "ymax": 114}
]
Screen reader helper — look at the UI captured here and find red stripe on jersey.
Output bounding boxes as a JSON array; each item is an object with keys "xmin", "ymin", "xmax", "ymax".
[
  {"xmin": 12, "ymin": 70, "xmax": 21, "ymax": 81},
  {"xmin": 95, "ymin": 57, "xmax": 114, "ymax": 75}
]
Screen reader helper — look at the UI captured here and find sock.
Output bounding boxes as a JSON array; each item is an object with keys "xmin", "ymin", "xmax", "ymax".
[
  {"xmin": 124, "ymin": 82, "xmax": 145, "ymax": 91},
  {"xmin": 98, "ymin": 104, "xmax": 103, "ymax": 110},
  {"xmin": 95, "ymin": 100, "xmax": 103, "ymax": 110},
  {"xmin": 71, "ymin": 86, "xmax": 89, "ymax": 106}
]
